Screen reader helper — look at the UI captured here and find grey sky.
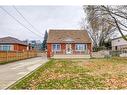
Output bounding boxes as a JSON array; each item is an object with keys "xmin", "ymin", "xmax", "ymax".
[{"xmin": 0, "ymin": 6, "xmax": 85, "ymax": 41}]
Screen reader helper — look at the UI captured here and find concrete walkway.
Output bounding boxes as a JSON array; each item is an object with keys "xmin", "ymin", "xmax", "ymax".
[{"xmin": 0, "ymin": 57, "xmax": 48, "ymax": 89}]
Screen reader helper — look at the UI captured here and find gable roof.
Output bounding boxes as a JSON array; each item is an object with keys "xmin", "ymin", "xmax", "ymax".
[
  {"xmin": 47, "ymin": 29, "xmax": 92, "ymax": 43},
  {"xmin": 0, "ymin": 36, "xmax": 27, "ymax": 45}
]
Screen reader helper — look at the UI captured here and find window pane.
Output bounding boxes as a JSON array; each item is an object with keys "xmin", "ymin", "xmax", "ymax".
[
  {"xmin": 53, "ymin": 44, "xmax": 60, "ymax": 51},
  {"xmin": 57, "ymin": 44, "xmax": 60, "ymax": 50},
  {"xmin": 2, "ymin": 45, "xmax": 10, "ymax": 51},
  {"xmin": 53, "ymin": 44, "xmax": 56, "ymax": 50},
  {"xmin": 84, "ymin": 44, "xmax": 86, "ymax": 50},
  {"xmin": 76, "ymin": 44, "xmax": 86, "ymax": 51}
]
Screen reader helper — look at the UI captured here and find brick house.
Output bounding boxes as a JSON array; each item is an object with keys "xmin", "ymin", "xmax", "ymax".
[
  {"xmin": 0, "ymin": 36, "xmax": 28, "ymax": 51},
  {"xmin": 47, "ymin": 29, "xmax": 92, "ymax": 58}
]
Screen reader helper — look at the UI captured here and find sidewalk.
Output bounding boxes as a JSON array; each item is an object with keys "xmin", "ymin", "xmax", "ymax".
[{"xmin": 0, "ymin": 57, "xmax": 48, "ymax": 89}]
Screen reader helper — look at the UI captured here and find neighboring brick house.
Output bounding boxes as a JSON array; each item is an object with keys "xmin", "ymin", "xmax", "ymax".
[
  {"xmin": 112, "ymin": 36, "xmax": 127, "ymax": 51},
  {"xmin": 0, "ymin": 36, "xmax": 28, "ymax": 51},
  {"xmin": 47, "ymin": 29, "xmax": 92, "ymax": 58}
]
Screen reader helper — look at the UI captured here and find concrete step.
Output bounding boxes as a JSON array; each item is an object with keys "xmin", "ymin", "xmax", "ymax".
[{"xmin": 51, "ymin": 54, "xmax": 91, "ymax": 59}]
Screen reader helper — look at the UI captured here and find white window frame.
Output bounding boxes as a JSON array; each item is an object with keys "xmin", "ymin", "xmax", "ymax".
[
  {"xmin": 0, "ymin": 44, "xmax": 13, "ymax": 51},
  {"xmin": 52, "ymin": 44, "xmax": 61, "ymax": 51},
  {"xmin": 75, "ymin": 44, "xmax": 87, "ymax": 51}
]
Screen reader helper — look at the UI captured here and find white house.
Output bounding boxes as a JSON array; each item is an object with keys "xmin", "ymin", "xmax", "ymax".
[{"xmin": 112, "ymin": 37, "xmax": 127, "ymax": 50}]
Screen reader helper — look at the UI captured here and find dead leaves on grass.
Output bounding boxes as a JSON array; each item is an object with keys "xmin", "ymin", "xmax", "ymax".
[
  {"xmin": 11, "ymin": 58, "xmax": 127, "ymax": 89},
  {"xmin": 74, "ymin": 58, "xmax": 127, "ymax": 89},
  {"xmin": 105, "ymin": 76, "xmax": 127, "ymax": 89}
]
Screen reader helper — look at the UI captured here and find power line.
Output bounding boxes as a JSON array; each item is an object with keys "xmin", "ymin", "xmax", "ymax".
[
  {"xmin": 13, "ymin": 6, "xmax": 43, "ymax": 35},
  {"xmin": 0, "ymin": 6, "xmax": 42, "ymax": 38}
]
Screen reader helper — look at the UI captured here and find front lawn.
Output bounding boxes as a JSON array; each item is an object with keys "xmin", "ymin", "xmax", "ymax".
[{"xmin": 10, "ymin": 57, "xmax": 127, "ymax": 89}]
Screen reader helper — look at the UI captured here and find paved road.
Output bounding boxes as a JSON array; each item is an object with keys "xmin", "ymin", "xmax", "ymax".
[{"xmin": 0, "ymin": 57, "xmax": 48, "ymax": 89}]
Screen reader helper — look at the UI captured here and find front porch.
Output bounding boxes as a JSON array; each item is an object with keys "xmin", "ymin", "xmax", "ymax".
[
  {"xmin": 47, "ymin": 42, "xmax": 92, "ymax": 58},
  {"xmin": 51, "ymin": 50, "xmax": 91, "ymax": 59}
]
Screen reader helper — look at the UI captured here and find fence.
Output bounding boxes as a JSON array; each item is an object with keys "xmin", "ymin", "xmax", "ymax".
[
  {"xmin": 0, "ymin": 50, "xmax": 37, "ymax": 64},
  {"xmin": 110, "ymin": 50, "xmax": 127, "ymax": 57},
  {"xmin": 93, "ymin": 46, "xmax": 112, "ymax": 52},
  {"xmin": 91, "ymin": 50, "xmax": 127, "ymax": 58}
]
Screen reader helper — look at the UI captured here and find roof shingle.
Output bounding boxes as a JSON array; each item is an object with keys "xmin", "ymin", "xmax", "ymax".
[
  {"xmin": 47, "ymin": 29, "xmax": 92, "ymax": 43},
  {"xmin": 0, "ymin": 36, "xmax": 27, "ymax": 45}
]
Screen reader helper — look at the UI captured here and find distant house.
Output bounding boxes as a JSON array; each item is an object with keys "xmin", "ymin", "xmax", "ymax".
[
  {"xmin": 29, "ymin": 40, "xmax": 42, "ymax": 51},
  {"xmin": 112, "ymin": 36, "xmax": 127, "ymax": 51},
  {"xmin": 0, "ymin": 36, "xmax": 28, "ymax": 51},
  {"xmin": 47, "ymin": 29, "xmax": 92, "ymax": 58},
  {"xmin": 23, "ymin": 40, "xmax": 42, "ymax": 51}
]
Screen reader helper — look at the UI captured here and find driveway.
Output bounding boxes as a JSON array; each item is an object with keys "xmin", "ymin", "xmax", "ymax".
[{"xmin": 0, "ymin": 57, "xmax": 48, "ymax": 89}]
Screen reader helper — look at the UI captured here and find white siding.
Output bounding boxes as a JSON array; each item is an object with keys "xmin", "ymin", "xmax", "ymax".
[
  {"xmin": 112, "ymin": 37, "xmax": 127, "ymax": 50},
  {"xmin": 112, "ymin": 38, "xmax": 127, "ymax": 46}
]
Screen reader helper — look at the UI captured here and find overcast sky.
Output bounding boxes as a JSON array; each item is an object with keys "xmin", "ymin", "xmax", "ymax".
[{"xmin": 0, "ymin": 6, "xmax": 85, "ymax": 41}]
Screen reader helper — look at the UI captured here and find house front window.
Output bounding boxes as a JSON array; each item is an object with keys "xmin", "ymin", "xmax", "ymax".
[
  {"xmin": 75, "ymin": 44, "xmax": 87, "ymax": 51},
  {"xmin": 52, "ymin": 44, "xmax": 61, "ymax": 51},
  {"xmin": 0, "ymin": 45, "xmax": 13, "ymax": 51}
]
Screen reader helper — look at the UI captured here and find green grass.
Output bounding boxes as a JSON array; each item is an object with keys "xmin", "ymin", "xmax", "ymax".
[{"xmin": 9, "ymin": 58, "xmax": 127, "ymax": 89}]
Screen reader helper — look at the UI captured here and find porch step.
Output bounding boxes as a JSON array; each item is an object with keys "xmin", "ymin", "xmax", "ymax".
[{"xmin": 51, "ymin": 54, "xmax": 91, "ymax": 59}]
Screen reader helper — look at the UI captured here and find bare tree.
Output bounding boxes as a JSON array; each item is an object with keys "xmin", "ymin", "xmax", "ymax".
[
  {"xmin": 83, "ymin": 5, "xmax": 127, "ymax": 42},
  {"xmin": 100, "ymin": 5, "xmax": 127, "ymax": 41},
  {"xmin": 81, "ymin": 5, "xmax": 116, "ymax": 49}
]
